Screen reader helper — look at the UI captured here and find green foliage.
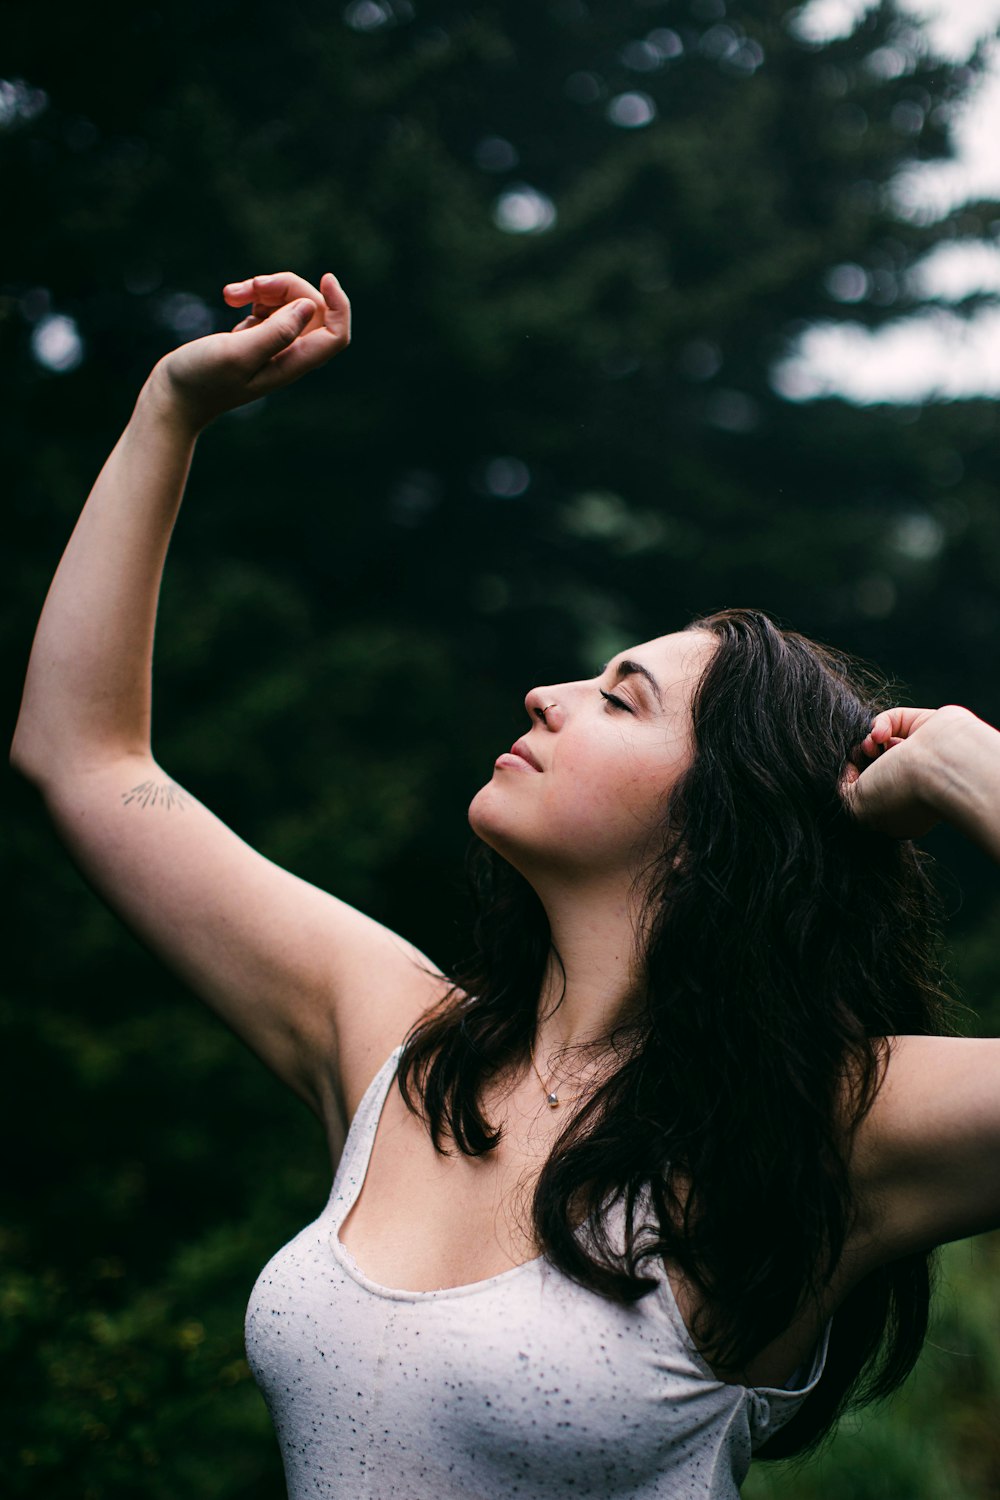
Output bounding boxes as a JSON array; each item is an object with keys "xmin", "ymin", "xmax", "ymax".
[
  {"xmin": 6, "ymin": 0, "xmax": 1000, "ymax": 1493},
  {"xmin": 746, "ymin": 1236, "xmax": 1000, "ymax": 1498}
]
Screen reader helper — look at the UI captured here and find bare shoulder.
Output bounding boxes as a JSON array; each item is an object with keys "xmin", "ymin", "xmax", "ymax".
[
  {"xmin": 850, "ymin": 1033, "xmax": 1000, "ymax": 1260},
  {"xmin": 330, "ymin": 923, "xmax": 454, "ymax": 1123}
]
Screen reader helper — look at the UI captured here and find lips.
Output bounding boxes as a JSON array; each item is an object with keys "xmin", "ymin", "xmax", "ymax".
[{"xmin": 510, "ymin": 737, "xmax": 543, "ymax": 771}]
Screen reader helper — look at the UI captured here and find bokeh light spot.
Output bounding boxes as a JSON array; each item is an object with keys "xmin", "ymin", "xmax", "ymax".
[
  {"xmin": 606, "ymin": 92, "xmax": 657, "ymax": 129},
  {"xmin": 865, "ymin": 45, "xmax": 910, "ymax": 80},
  {"xmin": 704, "ymin": 388, "xmax": 760, "ymax": 432},
  {"xmin": 0, "ymin": 77, "xmax": 48, "ymax": 129},
  {"xmin": 343, "ymin": 0, "xmax": 412, "ymax": 31},
  {"xmin": 647, "ymin": 28, "xmax": 683, "ymax": 61},
  {"xmin": 698, "ymin": 24, "xmax": 740, "ymax": 61},
  {"xmin": 481, "ymin": 457, "xmax": 531, "ymax": 497},
  {"xmin": 30, "ymin": 314, "xmax": 84, "ymax": 373},
  {"xmin": 157, "ymin": 293, "xmax": 214, "ymax": 337},
  {"xmin": 892, "ymin": 513, "xmax": 945, "ymax": 561},
  {"xmin": 475, "ymin": 136, "xmax": 519, "ymax": 173},
  {"xmin": 724, "ymin": 39, "xmax": 766, "ymax": 75},
  {"xmin": 493, "ymin": 185, "xmax": 557, "ymax": 234},
  {"xmin": 345, "ymin": 1, "xmax": 389, "ymax": 30},
  {"xmin": 564, "ymin": 71, "xmax": 604, "ymax": 104},
  {"xmin": 824, "ymin": 263, "xmax": 869, "ymax": 302},
  {"xmin": 891, "ymin": 100, "xmax": 925, "ymax": 135},
  {"xmin": 679, "ymin": 339, "xmax": 722, "ymax": 380}
]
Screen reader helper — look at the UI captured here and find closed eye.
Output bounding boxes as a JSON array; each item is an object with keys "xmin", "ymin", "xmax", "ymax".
[{"xmin": 600, "ymin": 689, "xmax": 634, "ymax": 713}]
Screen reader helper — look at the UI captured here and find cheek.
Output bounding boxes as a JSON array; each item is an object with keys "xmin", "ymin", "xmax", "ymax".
[
  {"xmin": 586, "ymin": 742, "xmax": 691, "ymax": 855},
  {"xmin": 572, "ymin": 739, "xmax": 675, "ymax": 804},
  {"xmin": 547, "ymin": 747, "xmax": 675, "ymax": 847}
]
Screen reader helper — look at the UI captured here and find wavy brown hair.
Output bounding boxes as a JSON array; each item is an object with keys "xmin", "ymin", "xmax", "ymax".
[{"xmin": 398, "ymin": 607, "xmax": 959, "ymax": 1458}]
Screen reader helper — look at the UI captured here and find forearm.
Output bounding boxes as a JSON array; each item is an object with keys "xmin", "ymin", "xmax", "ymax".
[
  {"xmin": 11, "ymin": 369, "xmax": 200, "ymax": 782},
  {"xmin": 13, "ymin": 269, "xmax": 349, "ymax": 785},
  {"xmin": 925, "ymin": 710, "xmax": 1000, "ymax": 864}
]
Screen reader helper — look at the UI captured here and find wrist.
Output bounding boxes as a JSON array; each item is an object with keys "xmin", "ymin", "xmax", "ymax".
[
  {"xmin": 922, "ymin": 707, "xmax": 1000, "ymax": 835},
  {"xmin": 137, "ymin": 362, "xmax": 208, "ymax": 444}
]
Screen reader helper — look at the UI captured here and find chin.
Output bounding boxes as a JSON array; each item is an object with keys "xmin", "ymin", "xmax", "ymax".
[
  {"xmin": 467, "ymin": 781, "xmax": 501, "ymax": 844},
  {"xmin": 466, "ymin": 782, "xmax": 526, "ymax": 863}
]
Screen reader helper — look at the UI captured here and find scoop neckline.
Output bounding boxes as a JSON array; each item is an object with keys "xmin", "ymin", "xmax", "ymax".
[{"xmin": 329, "ymin": 1215, "xmax": 545, "ymax": 1303}]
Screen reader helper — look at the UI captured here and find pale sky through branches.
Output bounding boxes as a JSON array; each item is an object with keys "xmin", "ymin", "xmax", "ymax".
[{"xmin": 775, "ymin": 0, "xmax": 1000, "ymax": 403}]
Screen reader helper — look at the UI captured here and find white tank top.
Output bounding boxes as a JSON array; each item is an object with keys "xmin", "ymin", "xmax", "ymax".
[{"xmin": 245, "ymin": 1047, "xmax": 831, "ymax": 1498}]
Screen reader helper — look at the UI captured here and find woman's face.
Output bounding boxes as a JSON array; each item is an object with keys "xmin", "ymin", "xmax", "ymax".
[{"xmin": 468, "ymin": 630, "xmax": 716, "ymax": 884}]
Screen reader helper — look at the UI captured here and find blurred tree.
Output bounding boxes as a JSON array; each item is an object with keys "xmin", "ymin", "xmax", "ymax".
[{"xmin": 4, "ymin": 0, "xmax": 1000, "ymax": 1493}]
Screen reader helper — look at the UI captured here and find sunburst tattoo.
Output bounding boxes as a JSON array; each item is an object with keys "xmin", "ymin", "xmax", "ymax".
[{"xmin": 121, "ymin": 779, "xmax": 187, "ymax": 811}]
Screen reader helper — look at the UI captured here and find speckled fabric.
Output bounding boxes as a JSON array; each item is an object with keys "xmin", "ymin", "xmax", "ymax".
[{"xmin": 246, "ymin": 1048, "xmax": 830, "ymax": 1498}]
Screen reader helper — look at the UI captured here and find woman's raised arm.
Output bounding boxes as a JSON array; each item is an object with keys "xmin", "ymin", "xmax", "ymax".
[
  {"xmin": 11, "ymin": 272, "xmax": 448, "ymax": 1134},
  {"xmin": 842, "ymin": 703, "xmax": 1000, "ymax": 1264}
]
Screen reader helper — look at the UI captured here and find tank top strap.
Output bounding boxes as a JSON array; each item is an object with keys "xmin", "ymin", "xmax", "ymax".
[
  {"xmin": 746, "ymin": 1315, "xmax": 833, "ymax": 1447},
  {"xmin": 330, "ymin": 1045, "xmax": 403, "ymax": 1221}
]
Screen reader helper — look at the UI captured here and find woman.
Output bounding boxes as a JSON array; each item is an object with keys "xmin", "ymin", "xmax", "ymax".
[{"xmin": 12, "ymin": 268, "xmax": 1000, "ymax": 1498}]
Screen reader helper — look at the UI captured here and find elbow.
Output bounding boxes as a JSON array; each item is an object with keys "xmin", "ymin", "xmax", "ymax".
[
  {"xmin": 11, "ymin": 722, "xmax": 151, "ymax": 794},
  {"xmin": 11, "ymin": 693, "xmax": 151, "ymax": 789},
  {"xmin": 10, "ymin": 714, "xmax": 37, "ymax": 778},
  {"xmin": 10, "ymin": 720, "xmax": 52, "ymax": 789},
  {"xmin": 10, "ymin": 707, "xmax": 74, "ymax": 791}
]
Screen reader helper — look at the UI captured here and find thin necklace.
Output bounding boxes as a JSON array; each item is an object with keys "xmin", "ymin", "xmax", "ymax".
[{"xmin": 529, "ymin": 1039, "xmax": 579, "ymax": 1110}]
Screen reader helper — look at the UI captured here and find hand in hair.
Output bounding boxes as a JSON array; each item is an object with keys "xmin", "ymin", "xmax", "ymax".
[
  {"xmin": 842, "ymin": 703, "xmax": 989, "ymax": 840},
  {"xmin": 151, "ymin": 270, "xmax": 351, "ymax": 433}
]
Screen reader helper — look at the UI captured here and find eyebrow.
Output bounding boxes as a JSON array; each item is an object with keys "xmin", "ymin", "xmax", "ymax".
[{"xmin": 602, "ymin": 658, "xmax": 664, "ymax": 707}]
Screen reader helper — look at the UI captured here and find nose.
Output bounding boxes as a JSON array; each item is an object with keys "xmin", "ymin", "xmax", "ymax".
[{"xmin": 524, "ymin": 686, "xmax": 563, "ymax": 727}]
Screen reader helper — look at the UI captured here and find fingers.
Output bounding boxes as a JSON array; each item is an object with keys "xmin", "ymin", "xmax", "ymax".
[
  {"xmin": 223, "ymin": 271, "xmax": 323, "ymax": 310},
  {"xmin": 233, "ymin": 298, "xmax": 316, "ymax": 368},
  {"xmin": 848, "ymin": 708, "xmax": 923, "ymax": 783},
  {"xmin": 320, "ymin": 271, "xmax": 351, "ymax": 329},
  {"xmin": 223, "ymin": 271, "xmax": 350, "ymax": 345},
  {"xmin": 858, "ymin": 706, "xmax": 934, "ymax": 761}
]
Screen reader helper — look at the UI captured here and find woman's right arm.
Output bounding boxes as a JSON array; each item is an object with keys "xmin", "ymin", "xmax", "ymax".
[{"xmin": 11, "ymin": 271, "xmax": 449, "ymax": 1133}]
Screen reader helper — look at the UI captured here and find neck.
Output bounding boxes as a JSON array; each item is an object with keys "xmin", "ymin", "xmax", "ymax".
[{"xmin": 531, "ymin": 875, "xmax": 644, "ymax": 1061}]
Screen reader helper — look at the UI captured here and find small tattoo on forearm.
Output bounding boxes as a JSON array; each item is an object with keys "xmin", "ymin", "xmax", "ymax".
[{"xmin": 121, "ymin": 780, "xmax": 187, "ymax": 811}]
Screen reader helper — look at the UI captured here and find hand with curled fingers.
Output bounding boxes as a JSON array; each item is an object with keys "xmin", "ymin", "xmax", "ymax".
[
  {"xmin": 151, "ymin": 271, "xmax": 351, "ymax": 433},
  {"xmin": 840, "ymin": 703, "xmax": 986, "ymax": 839}
]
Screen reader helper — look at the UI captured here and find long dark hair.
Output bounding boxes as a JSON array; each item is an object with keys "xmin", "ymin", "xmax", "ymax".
[{"xmin": 398, "ymin": 607, "xmax": 959, "ymax": 1457}]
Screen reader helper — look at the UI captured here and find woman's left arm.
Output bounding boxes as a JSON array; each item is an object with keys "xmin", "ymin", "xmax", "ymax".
[{"xmin": 844, "ymin": 704, "xmax": 1000, "ymax": 1259}]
